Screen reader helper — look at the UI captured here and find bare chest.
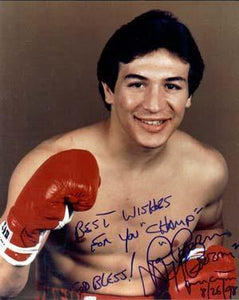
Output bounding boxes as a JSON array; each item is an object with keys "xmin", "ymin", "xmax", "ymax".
[
  {"xmin": 43, "ymin": 174, "xmax": 206, "ymax": 294},
  {"xmin": 65, "ymin": 175, "xmax": 204, "ymax": 263}
]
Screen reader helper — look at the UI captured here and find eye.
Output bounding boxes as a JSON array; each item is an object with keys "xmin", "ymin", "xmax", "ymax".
[
  {"xmin": 165, "ymin": 83, "xmax": 181, "ymax": 90},
  {"xmin": 128, "ymin": 82, "xmax": 145, "ymax": 89}
]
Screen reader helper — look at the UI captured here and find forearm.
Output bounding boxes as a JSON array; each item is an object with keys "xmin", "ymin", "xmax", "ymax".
[{"xmin": 0, "ymin": 256, "xmax": 30, "ymax": 298}]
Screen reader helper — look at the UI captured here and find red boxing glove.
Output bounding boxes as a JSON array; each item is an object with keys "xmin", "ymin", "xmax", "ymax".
[
  {"xmin": 0, "ymin": 149, "xmax": 100, "ymax": 266},
  {"xmin": 169, "ymin": 245, "xmax": 237, "ymax": 299}
]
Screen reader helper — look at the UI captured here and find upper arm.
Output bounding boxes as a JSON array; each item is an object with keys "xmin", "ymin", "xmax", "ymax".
[
  {"xmin": 194, "ymin": 149, "xmax": 228, "ymax": 246},
  {"xmin": 0, "ymin": 142, "xmax": 58, "ymax": 221}
]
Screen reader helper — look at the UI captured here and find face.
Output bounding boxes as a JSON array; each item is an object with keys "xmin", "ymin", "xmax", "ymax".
[{"xmin": 103, "ymin": 49, "xmax": 191, "ymax": 149}]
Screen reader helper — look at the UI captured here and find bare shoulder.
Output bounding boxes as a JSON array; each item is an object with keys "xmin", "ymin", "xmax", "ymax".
[
  {"xmin": 42, "ymin": 121, "xmax": 107, "ymax": 154},
  {"xmin": 173, "ymin": 130, "xmax": 228, "ymax": 204},
  {"xmin": 173, "ymin": 131, "xmax": 228, "ymax": 231}
]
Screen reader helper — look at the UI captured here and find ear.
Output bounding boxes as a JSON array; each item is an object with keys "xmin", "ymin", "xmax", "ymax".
[
  {"xmin": 185, "ymin": 95, "xmax": 192, "ymax": 108},
  {"xmin": 102, "ymin": 82, "xmax": 114, "ymax": 105}
]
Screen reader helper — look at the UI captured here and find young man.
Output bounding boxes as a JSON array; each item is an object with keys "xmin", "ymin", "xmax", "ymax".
[{"xmin": 0, "ymin": 10, "xmax": 233, "ymax": 299}]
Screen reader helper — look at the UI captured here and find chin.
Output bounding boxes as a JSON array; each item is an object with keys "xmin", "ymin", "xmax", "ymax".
[
  {"xmin": 135, "ymin": 137, "xmax": 169, "ymax": 150},
  {"xmin": 141, "ymin": 143, "xmax": 166, "ymax": 151},
  {"xmin": 135, "ymin": 130, "xmax": 173, "ymax": 150}
]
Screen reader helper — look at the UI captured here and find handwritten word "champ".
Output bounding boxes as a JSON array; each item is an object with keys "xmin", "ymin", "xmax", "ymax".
[{"xmin": 145, "ymin": 207, "xmax": 203, "ymax": 235}]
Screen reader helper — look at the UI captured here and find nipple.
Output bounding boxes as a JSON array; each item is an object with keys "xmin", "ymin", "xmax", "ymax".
[{"xmin": 173, "ymin": 239, "xmax": 179, "ymax": 248}]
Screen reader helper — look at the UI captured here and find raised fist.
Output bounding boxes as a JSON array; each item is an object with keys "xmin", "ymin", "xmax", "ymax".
[{"xmin": 0, "ymin": 149, "xmax": 100, "ymax": 265}]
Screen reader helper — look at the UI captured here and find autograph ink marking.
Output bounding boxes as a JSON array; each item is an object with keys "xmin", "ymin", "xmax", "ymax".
[
  {"xmin": 140, "ymin": 222, "xmax": 146, "ymax": 227},
  {"xmin": 75, "ymin": 216, "xmax": 111, "ymax": 241},
  {"xmin": 138, "ymin": 228, "xmax": 234, "ymax": 296},
  {"xmin": 232, "ymin": 242, "xmax": 239, "ymax": 250},
  {"xmin": 129, "ymin": 251, "xmax": 136, "ymax": 281},
  {"xmin": 72, "ymin": 281, "xmax": 90, "ymax": 293},
  {"xmin": 145, "ymin": 212, "xmax": 198, "ymax": 235},
  {"xmin": 91, "ymin": 233, "xmax": 112, "ymax": 253},
  {"xmin": 72, "ymin": 269, "xmax": 128, "ymax": 293},
  {"xmin": 122, "ymin": 195, "xmax": 172, "ymax": 222},
  {"xmin": 194, "ymin": 207, "xmax": 204, "ymax": 214},
  {"xmin": 119, "ymin": 228, "xmax": 139, "ymax": 253},
  {"xmin": 73, "ymin": 203, "xmax": 237, "ymax": 298},
  {"xmin": 92, "ymin": 269, "xmax": 128, "ymax": 290},
  {"xmin": 96, "ymin": 210, "xmax": 116, "ymax": 216},
  {"xmin": 199, "ymin": 278, "xmax": 237, "ymax": 299}
]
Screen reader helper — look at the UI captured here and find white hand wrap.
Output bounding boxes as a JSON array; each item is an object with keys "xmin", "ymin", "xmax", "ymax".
[
  {"xmin": 0, "ymin": 220, "xmax": 47, "ymax": 266},
  {"xmin": 0, "ymin": 205, "xmax": 72, "ymax": 266}
]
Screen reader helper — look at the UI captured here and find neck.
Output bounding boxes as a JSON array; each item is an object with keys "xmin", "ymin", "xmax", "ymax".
[{"xmin": 103, "ymin": 119, "xmax": 169, "ymax": 170}]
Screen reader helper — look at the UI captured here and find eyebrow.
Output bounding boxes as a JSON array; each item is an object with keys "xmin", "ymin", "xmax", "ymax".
[
  {"xmin": 124, "ymin": 74, "xmax": 187, "ymax": 82},
  {"xmin": 124, "ymin": 74, "xmax": 147, "ymax": 80},
  {"xmin": 166, "ymin": 76, "xmax": 187, "ymax": 82}
]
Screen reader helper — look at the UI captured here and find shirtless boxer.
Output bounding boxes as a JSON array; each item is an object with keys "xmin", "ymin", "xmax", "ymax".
[{"xmin": 0, "ymin": 10, "xmax": 234, "ymax": 299}]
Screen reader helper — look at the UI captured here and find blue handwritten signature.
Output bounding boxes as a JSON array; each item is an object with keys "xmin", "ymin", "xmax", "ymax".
[
  {"xmin": 142, "ymin": 228, "xmax": 236, "ymax": 298},
  {"xmin": 72, "ymin": 226, "xmax": 237, "ymax": 297},
  {"xmin": 187, "ymin": 276, "xmax": 237, "ymax": 299},
  {"xmin": 72, "ymin": 198, "xmax": 237, "ymax": 298}
]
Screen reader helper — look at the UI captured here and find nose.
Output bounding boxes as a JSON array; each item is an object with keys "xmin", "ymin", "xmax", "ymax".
[{"xmin": 142, "ymin": 85, "xmax": 167, "ymax": 113}]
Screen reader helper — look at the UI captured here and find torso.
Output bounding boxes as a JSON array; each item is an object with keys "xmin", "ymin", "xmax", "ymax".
[{"xmin": 36, "ymin": 121, "xmax": 224, "ymax": 296}]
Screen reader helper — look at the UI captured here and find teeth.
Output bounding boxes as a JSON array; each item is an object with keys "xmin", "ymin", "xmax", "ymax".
[{"xmin": 141, "ymin": 119, "xmax": 164, "ymax": 126}]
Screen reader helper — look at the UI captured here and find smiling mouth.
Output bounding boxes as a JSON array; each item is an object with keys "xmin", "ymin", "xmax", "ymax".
[
  {"xmin": 140, "ymin": 119, "xmax": 164, "ymax": 126},
  {"xmin": 133, "ymin": 116, "xmax": 171, "ymax": 133},
  {"xmin": 134, "ymin": 116, "xmax": 170, "ymax": 126}
]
